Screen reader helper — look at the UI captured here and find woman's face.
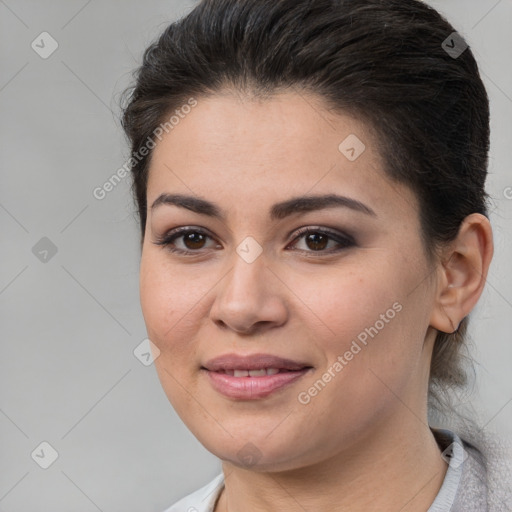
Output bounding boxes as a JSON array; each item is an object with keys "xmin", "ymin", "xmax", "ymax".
[{"xmin": 140, "ymin": 91, "xmax": 439, "ymax": 470}]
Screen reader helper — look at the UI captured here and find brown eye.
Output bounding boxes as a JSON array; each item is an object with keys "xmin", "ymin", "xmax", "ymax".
[
  {"xmin": 304, "ymin": 232, "xmax": 329, "ymax": 251},
  {"xmin": 289, "ymin": 227, "xmax": 355, "ymax": 255},
  {"xmin": 182, "ymin": 231, "xmax": 207, "ymax": 250},
  {"xmin": 153, "ymin": 227, "xmax": 219, "ymax": 254}
]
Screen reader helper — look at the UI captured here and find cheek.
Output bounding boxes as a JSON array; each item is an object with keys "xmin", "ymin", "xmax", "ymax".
[
  {"xmin": 296, "ymin": 262, "xmax": 403, "ymax": 347},
  {"xmin": 298, "ymin": 257, "xmax": 427, "ymax": 398},
  {"xmin": 140, "ymin": 252, "xmax": 193, "ymax": 332},
  {"xmin": 139, "ymin": 253, "xmax": 206, "ymax": 415},
  {"xmin": 139, "ymin": 250, "xmax": 218, "ymax": 371},
  {"xmin": 292, "ymin": 281, "xmax": 421, "ymax": 456}
]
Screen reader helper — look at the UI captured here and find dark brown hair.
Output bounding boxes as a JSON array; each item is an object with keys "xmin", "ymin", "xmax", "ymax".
[{"xmin": 120, "ymin": 0, "xmax": 490, "ymax": 411}]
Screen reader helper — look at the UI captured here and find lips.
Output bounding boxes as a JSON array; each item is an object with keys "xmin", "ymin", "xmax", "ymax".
[
  {"xmin": 201, "ymin": 353, "xmax": 313, "ymax": 399},
  {"xmin": 202, "ymin": 353, "xmax": 312, "ymax": 372}
]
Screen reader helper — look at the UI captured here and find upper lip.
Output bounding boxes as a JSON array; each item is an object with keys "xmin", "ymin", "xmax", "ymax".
[{"xmin": 202, "ymin": 353, "xmax": 312, "ymax": 371}]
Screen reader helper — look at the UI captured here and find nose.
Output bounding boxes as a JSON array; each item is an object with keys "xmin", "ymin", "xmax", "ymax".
[{"xmin": 209, "ymin": 248, "xmax": 288, "ymax": 335}]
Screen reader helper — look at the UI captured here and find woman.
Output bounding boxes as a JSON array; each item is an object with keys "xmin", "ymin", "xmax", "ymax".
[{"xmin": 120, "ymin": 0, "xmax": 511, "ymax": 510}]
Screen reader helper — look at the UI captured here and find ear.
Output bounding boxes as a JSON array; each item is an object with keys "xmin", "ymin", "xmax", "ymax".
[{"xmin": 429, "ymin": 213, "xmax": 494, "ymax": 334}]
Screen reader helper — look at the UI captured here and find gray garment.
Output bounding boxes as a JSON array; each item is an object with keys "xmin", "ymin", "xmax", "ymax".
[
  {"xmin": 430, "ymin": 428, "xmax": 488, "ymax": 511},
  {"xmin": 164, "ymin": 428, "xmax": 512, "ymax": 512},
  {"xmin": 430, "ymin": 427, "xmax": 512, "ymax": 511}
]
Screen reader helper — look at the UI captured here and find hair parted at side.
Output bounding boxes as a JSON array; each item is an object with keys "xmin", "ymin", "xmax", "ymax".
[{"xmin": 120, "ymin": 0, "xmax": 491, "ymax": 414}]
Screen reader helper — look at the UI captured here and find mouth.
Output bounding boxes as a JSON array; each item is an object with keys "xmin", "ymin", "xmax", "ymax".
[{"xmin": 201, "ymin": 353, "xmax": 313, "ymax": 399}]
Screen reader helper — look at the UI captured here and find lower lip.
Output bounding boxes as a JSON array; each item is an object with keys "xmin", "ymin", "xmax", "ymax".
[{"xmin": 202, "ymin": 368, "xmax": 311, "ymax": 399}]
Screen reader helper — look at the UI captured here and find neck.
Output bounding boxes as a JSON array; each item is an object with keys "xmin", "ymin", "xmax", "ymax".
[{"xmin": 215, "ymin": 413, "xmax": 448, "ymax": 512}]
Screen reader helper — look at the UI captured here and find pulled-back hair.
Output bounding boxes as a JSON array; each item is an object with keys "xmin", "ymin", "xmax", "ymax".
[{"xmin": 120, "ymin": 0, "xmax": 491, "ymax": 413}]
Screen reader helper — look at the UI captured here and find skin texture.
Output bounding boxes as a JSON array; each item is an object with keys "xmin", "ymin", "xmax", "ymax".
[{"xmin": 139, "ymin": 91, "xmax": 493, "ymax": 511}]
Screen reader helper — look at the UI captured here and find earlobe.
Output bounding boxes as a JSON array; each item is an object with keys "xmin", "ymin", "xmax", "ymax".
[{"xmin": 429, "ymin": 213, "xmax": 493, "ymax": 334}]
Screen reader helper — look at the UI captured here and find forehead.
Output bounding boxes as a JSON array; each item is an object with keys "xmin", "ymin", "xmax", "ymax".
[
  {"xmin": 151, "ymin": 91, "xmax": 373, "ymax": 169},
  {"xmin": 146, "ymin": 91, "xmax": 417, "ymax": 220}
]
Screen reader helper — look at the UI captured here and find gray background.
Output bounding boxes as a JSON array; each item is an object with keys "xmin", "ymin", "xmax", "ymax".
[{"xmin": 0, "ymin": 1, "xmax": 510, "ymax": 510}]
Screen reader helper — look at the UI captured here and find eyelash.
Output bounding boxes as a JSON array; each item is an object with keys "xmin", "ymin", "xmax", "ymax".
[{"xmin": 153, "ymin": 226, "xmax": 355, "ymax": 257}]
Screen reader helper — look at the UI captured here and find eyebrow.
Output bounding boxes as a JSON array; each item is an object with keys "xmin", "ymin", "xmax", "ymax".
[{"xmin": 150, "ymin": 192, "xmax": 376, "ymax": 221}]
